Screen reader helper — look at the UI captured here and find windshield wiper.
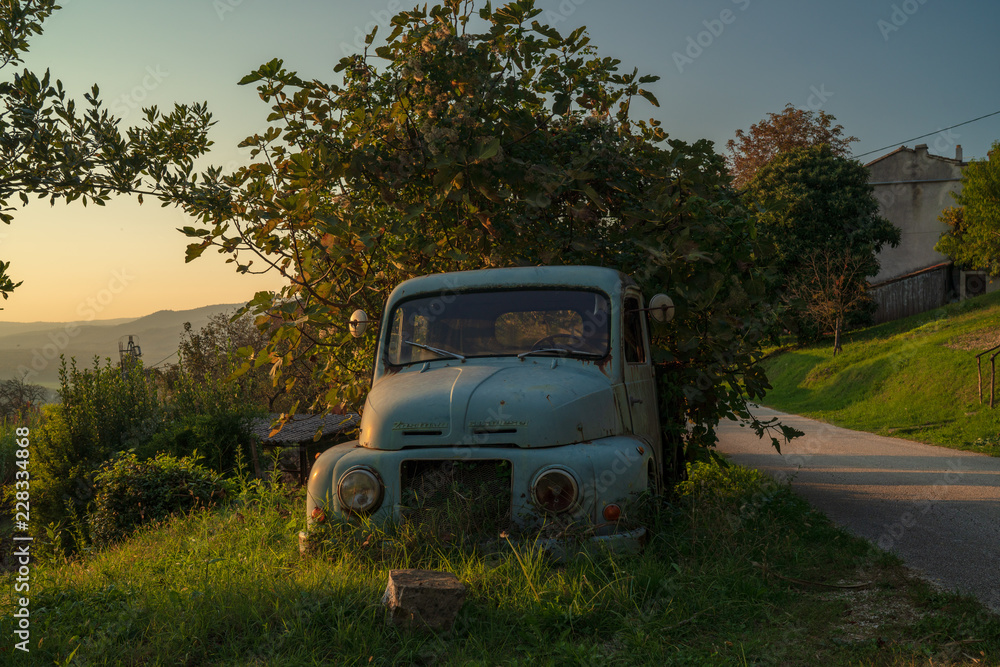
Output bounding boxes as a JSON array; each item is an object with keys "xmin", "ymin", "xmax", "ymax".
[
  {"xmin": 517, "ymin": 347, "xmax": 583, "ymax": 359},
  {"xmin": 403, "ymin": 340, "xmax": 466, "ymax": 361}
]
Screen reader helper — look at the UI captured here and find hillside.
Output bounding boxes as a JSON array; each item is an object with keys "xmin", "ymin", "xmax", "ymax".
[
  {"xmin": 0, "ymin": 303, "xmax": 246, "ymax": 388},
  {"xmin": 0, "ymin": 317, "xmax": 135, "ymax": 337},
  {"xmin": 763, "ymin": 290, "xmax": 1000, "ymax": 451}
]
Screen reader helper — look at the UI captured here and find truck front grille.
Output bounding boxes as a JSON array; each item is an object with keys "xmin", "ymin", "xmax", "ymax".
[{"xmin": 399, "ymin": 459, "xmax": 512, "ymax": 536}]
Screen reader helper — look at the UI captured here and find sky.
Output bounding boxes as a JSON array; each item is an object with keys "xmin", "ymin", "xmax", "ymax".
[{"xmin": 2, "ymin": 0, "xmax": 999, "ymax": 323}]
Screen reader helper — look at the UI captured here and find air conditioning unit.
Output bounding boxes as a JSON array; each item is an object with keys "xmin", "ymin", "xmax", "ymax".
[{"xmin": 961, "ymin": 270, "xmax": 989, "ymax": 300}]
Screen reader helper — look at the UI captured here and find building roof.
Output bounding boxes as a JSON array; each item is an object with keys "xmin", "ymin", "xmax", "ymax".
[
  {"xmin": 869, "ymin": 261, "xmax": 952, "ymax": 289},
  {"xmin": 864, "ymin": 144, "xmax": 966, "ymax": 169},
  {"xmin": 252, "ymin": 412, "xmax": 359, "ymax": 444}
]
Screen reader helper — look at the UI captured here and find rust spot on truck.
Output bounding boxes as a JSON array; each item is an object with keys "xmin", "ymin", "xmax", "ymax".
[{"xmin": 596, "ymin": 352, "xmax": 613, "ymax": 376}]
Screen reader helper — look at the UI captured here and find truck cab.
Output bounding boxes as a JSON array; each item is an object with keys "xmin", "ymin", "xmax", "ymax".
[{"xmin": 306, "ymin": 265, "xmax": 673, "ymax": 547}]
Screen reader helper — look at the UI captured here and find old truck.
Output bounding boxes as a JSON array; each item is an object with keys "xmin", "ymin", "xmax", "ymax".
[{"xmin": 305, "ymin": 265, "xmax": 674, "ymax": 549}]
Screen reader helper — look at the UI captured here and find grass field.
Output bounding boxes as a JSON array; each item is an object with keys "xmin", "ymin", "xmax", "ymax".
[
  {"xmin": 763, "ymin": 290, "xmax": 1000, "ymax": 453},
  {"xmin": 5, "ymin": 295, "xmax": 1000, "ymax": 664},
  {"xmin": 2, "ymin": 465, "xmax": 998, "ymax": 666}
]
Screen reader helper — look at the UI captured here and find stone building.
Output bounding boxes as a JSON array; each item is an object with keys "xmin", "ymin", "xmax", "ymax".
[
  {"xmin": 868, "ymin": 143, "xmax": 964, "ymax": 282},
  {"xmin": 865, "ymin": 144, "xmax": 994, "ymax": 322}
]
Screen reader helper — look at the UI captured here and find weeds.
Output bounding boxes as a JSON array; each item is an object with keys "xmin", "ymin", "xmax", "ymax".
[{"xmin": 2, "ymin": 461, "xmax": 997, "ymax": 665}]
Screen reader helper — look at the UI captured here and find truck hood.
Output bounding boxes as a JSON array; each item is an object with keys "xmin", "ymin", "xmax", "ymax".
[{"xmin": 359, "ymin": 362, "xmax": 623, "ymax": 450}]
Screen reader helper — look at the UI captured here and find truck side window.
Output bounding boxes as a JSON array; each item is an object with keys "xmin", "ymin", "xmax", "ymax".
[{"xmin": 623, "ymin": 297, "xmax": 646, "ymax": 363}]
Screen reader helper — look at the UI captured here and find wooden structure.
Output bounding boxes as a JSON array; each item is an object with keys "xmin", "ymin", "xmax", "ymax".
[
  {"xmin": 250, "ymin": 413, "xmax": 359, "ymax": 484},
  {"xmin": 976, "ymin": 345, "xmax": 1000, "ymax": 409}
]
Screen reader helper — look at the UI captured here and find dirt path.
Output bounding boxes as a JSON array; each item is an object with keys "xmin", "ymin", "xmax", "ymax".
[{"xmin": 715, "ymin": 407, "xmax": 1000, "ymax": 612}]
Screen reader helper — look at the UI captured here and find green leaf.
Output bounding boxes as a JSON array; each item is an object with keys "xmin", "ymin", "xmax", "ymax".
[
  {"xmin": 184, "ymin": 242, "xmax": 208, "ymax": 263},
  {"xmin": 552, "ymin": 93, "xmax": 571, "ymax": 116},
  {"xmin": 402, "ymin": 203, "xmax": 425, "ymax": 222},
  {"xmin": 637, "ymin": 89, "xmax": 659, "ymax": 107},
  {"xmin": 476, "ymin": 137, "xmax": 501, "ymax": 161}
]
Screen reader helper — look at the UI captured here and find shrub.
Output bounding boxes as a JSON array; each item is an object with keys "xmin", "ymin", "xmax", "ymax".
[
  {"xmin": 89, "ymin": 451, "xmax": 234, "ymax": 546},
  {"xmin": 149, "ymin": 351, "xmax": 264, "ymax": 473},
  {"xmin": 32, "ymin": 358, "xmax": 162, "ymax": 551},
  {"xmin": 145, "ymin": 412, "xmax": 257, "ymax": 475}
]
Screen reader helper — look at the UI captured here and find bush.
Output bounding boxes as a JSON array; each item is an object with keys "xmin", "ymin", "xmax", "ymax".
[
  {"xmin": 89, "ymin": 452, "xmax": 234, "ymax": 546},
  {"xmin": 32, "ymin": 358, "xmax": 162, "ymax": 551},
  {"xmin": 150, "ymin": 353, "xmax": 263, "ymax": 473},
  {"xmin": 145, "ymin": 412, "xmax": 256, "ymax": 475}
]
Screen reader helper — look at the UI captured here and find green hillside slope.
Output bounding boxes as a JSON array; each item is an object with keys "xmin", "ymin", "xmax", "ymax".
[{"xmin": 763, "ymin": 291, "xmax": 1000, "ymax": 452}]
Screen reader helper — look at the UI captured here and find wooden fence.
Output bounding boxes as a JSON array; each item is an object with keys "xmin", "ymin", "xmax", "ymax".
[{"xmin": 869, "ymin": 263, "xmax": 951, "ymax": 324}]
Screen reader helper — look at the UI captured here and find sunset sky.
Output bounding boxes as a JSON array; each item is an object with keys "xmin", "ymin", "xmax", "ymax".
[{"xmin": 3, "ymin": 0, "xmax": 999, "ymax": 322}]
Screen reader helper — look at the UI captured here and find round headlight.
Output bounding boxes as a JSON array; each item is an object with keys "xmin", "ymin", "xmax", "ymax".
[
  {"xmin": 531, "ymin": 467, "xmax": 579, "ymax": 514},
  {"xmin": 338, "ymin": 467, "xmax": 383, "ymax": 514}
]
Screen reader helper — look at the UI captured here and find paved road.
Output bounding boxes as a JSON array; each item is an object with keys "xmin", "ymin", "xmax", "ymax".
[{"xmin": 716, "ymin": 407, "xmax": 1000, "ymax": 612}]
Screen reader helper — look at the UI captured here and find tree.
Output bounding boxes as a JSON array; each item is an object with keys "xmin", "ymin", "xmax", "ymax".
[
  {"xmin": 161, "ymin": 310, "xmax": 319, "ymax": 413},
  {"xmin": 786, "ymin": 251, "xmax": 871, "ymax": 355},
  {"xmin": 160, "ymin": 0, "xmax": 798, "ymax": 456},
  {"xmin": 176, "ymin": 311, "xmax": 266, "ymax": 381},
  {"xmin": 744, "ymin": 144, "xmax": 900, "ymax": 341},
  {"xmin": 0, "ymin": 373, "xmax": 47, "ymax": 417},
  {"xmin": 0, "ymin": 0, "xmax": 214, "ymax": 305},
  {"xmin": 726, "ymin": 104, "xmax": 858, "ymax": 189},
  {"xmin": 935, "ymin": 143, "xmax": 1000, "ymax": 275}
]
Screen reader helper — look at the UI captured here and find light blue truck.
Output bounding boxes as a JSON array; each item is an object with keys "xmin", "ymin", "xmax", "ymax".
[{"xmin": 305, "ymin": 265, "xmax": 674, "ymax": 549}]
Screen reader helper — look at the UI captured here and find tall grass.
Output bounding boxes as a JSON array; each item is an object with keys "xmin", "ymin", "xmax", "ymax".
[{"xmin": 3, "ymin": 462, "xmax": 997, "ymax": 665}]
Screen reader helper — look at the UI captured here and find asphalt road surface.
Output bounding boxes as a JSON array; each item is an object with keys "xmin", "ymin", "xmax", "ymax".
[{"xmin": 716, "ymin": 407, "xmax": 1000, "ymax": 612}]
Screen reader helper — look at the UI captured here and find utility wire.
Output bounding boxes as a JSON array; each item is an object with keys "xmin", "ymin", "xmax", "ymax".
[
  {"xmin": 854, "ymin": 108, "xmax": 1000, "ymax": 159},
  {"xmin": 146, "ymin": 350, "xmax": 178, "ymax": 369}
]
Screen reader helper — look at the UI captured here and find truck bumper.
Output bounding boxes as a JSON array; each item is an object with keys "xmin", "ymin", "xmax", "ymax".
[{"xmin": 306, "ymin": 436, "xmax": 654, "ymax": 539}]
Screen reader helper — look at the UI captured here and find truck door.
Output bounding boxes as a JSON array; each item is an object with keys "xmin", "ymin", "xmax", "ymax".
[{"xmin": 622, "ymin": 294, "xmax": 659, "ymax": 448}]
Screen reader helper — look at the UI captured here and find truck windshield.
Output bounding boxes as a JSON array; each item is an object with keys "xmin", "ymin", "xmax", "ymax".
[{"xmin": 386, "ymin": 289, "xmax": 611, "ymax": 365}]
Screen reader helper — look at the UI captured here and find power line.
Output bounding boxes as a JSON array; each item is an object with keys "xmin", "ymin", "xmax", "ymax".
[
  {"xmin": 854, "ymin": 108, "xmax": 1000, "ymax": 160},
  {"xmin": 147, "ymin": 350, "xmax": 178, "ymax": 369}
]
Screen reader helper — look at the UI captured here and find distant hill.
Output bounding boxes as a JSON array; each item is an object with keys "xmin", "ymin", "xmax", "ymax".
[
  {"xmin": 0, "ymin": 317, "xmax": 135, "ymax": 337},
  {"xmin": 0, "ymin": 303, "xmax": 246, "ymax": 388}
]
